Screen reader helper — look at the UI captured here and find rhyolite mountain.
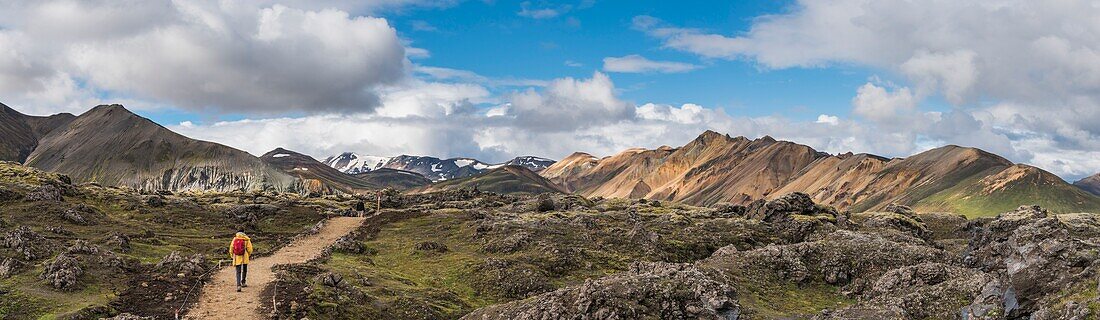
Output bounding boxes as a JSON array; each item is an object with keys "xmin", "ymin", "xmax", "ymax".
[
  {"xmin": 542, "ymin": 130, "xmax": 1100, "ymax": 216},
  {"xmin": 260, "ymin": 148, "xmax": 380, "ymax": 194},
  {"xmin": 23, "ymin": 104, "xmax": 298, "ymax": 192},
  {"xmin": 323, "ymin": 152, "xmax": 556, "ymax": 182},
  {"xmin": 415, "ymin": 165, "xmax": 567, "ymax": 195},
  {"xmin": 0, "ymin": 103, "xmax": 75, "ymax": 162},
  {"xmin": 1076, "ymin": 173, "xmax": 1100, "ymax": 196}
]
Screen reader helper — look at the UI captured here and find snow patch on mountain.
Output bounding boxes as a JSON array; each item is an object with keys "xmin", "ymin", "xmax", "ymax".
[{"xmin": 323, "ymin": 152, "xmax": 557, "ymax": 182}]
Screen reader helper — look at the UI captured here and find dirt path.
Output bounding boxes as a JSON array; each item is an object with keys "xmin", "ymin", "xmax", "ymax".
[{"xmin": 184, "ymin": 216, "xmax": 366, "ymax": 319}]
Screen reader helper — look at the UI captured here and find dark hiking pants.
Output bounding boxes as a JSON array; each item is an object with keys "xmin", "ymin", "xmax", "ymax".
[{"xmin": 235, "ymin": 264, "xmax": 248, "ymax": 286}]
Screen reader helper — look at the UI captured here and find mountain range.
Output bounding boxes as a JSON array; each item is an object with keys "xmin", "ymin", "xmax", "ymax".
[
  {"xmin": 3, "ymin": 103, "xmax": 1100, "ymax": 217},
  {"xmin": 542, "ymin": 130, "xmax": 1100, "ymax": 216},
  {"xmin": 322, "ymin": 152, "xmax": 555, "ymax": 181}
]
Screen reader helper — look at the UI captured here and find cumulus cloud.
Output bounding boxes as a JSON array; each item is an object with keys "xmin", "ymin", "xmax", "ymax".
[
  {"xmin": 0, "ymin": 0, "xmax": 407, "ymax": 115},
  {"xmin": 851, "ymin": 83, "xmax": 916, "ymax": 123},
  {"xmin": 815, "ymin": 114, "xmax": 839, "ymax": 125},
  {"xmin": 508, "ymin": 72, "xmax": 635, "ymax": 131},
  {"xmin": 602, "ymin": 55, "xmax": 699, "ymax": 73},
  {"xmin": 635, "ymin": 1, "xmax": 1100, "ymax": 179}
]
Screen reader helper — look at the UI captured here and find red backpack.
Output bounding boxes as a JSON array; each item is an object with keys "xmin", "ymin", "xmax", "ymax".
[{"xmin": 232, "ymin": 238, "xmax": 247, "ymax": 256}]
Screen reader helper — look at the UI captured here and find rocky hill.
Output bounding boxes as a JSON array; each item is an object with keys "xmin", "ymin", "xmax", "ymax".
[
  {"xmin": 0, "ymin": 103, "xmax": 74, "ymax": 162},
  {"xmin": 1076, "ymin": 173, "xmax": 1100, "ymax": 196},
  {"xmin": 353, "ymin": 168, "xmax": 431, "ymax": 190},
  {"xmin": 542, "ymin": 130, "xmax": 1100, "ymax": 216},
  {"xmin": 260, "ymin": 148, "xmax": 380, "ymax": 194},
  {"xmin": 415, "ymin": 165, "xmax": 567, "ymax": 195},
  {"xmin": 23, "ymin": 105, "xmax": 298, "ymax": 192}
]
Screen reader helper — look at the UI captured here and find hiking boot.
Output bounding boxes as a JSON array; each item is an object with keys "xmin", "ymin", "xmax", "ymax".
[
  {"xmin": 242, "ymin": 283, "xmax": 248, "ymax": 287},
  {"xmin": 237, "ymin": 286, "xmax": 242, "ymax": 292}
]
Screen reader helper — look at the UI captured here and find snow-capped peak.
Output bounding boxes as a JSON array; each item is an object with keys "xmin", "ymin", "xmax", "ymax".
[{"xmin": 322, "ymin": 152, "xmax": 391, "ymax": 174}]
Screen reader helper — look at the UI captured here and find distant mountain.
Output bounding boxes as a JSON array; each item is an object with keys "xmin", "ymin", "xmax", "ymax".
[
  {"xmin": 499, "ymin": 156, "xmax": 556, "ymax": 172},
  {"xmin": 323, "ymin": 153, "xmax": 557, "ymax": 182},
  {"xmin": 0, "ymin": 103, "xmax": 75, "ymax": 162},
  {"xmin": 321, "ymin": 152, "xmax": 391, "ymax": 175},
  {"xmin": 260, "ymin": 148, "xmax": 379, "ymax": 194},
  {"xmin": 542, "ymin": 130, "xmax": 1100, "ymax": 217},
  {"xmin": 1076, "ymin": 173, "xmax": 1100, "ymax": 196},
  {"xmin": 416, "ymin": 165, "xmax": 566, "ymax": 195},
  {"xmin": 24, "ymin": 104, "xmax": 298, "ymax": 192},
  {"xmin": 354, "ymin": 168, "xmax": 431, "ymax": 190}
]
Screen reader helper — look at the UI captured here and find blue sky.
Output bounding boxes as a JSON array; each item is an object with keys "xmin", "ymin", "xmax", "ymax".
[
  {"xmin": 140, "ymin": 0, "xmax": 874, "ymax": 125},
  {"xmin": 2, "ymin": 0, "xmax": 1100, "ymax": 180}
]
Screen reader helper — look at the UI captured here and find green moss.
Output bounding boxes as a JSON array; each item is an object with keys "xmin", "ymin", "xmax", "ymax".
[{"xmin": 734, "ymin": 276, "xmax": 853, "ymax": 318}]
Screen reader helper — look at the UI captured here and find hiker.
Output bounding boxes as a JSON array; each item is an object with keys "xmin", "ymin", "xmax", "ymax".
[{"xmin": 230, "ymin": 229, "xmax": 253, "ymax": 292}]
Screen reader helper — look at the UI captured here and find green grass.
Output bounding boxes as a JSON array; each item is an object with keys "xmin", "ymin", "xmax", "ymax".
[
  {"xmin": 327, "ymin": 214, "xmax": 499, "ymax": 315},
  {"xmin": 734, "ymin": 276, "xmax": 853, "ymax": 318},
  {"xmin": 915, "ymin": 173, "xmax": 1100, "ymax": 218}
]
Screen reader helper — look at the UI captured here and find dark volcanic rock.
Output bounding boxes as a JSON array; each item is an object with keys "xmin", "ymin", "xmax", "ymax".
[
  {"xmin": 225, "ymin": 204, "xmax": 280, "ymax": 227},
  {"xmin": 0, "ymin": 257, "xmax": 22, "ymax": 278},
  {"xmin": 155, "ymin": 251, "xmax": 207, "ymax": 277},
  {"xmin": 463, "ymin": 261, "xmax": 739, "ymax": 320},
  {"xmin": 331, "ymin": 234, "xmax": 366, "ymax": 254},
  {"xmin": 3, "ymin": 226, "xmax": 51, "ymax": 260},
  {"xmin": 40, "ymin": 253, "xmax": 83, "ymax": 290},
  {"xmin": 24, "ymin": 184, "xmax": 63, "ymax": 202},
  {"xmin": 472, "ymin": 258, "xmax": 553, "ymax": 299},
  {"xmin": 62, "ymin": 204, "xmax": 105, "ymax": 225},
  {"xmin": 746, "ymin": 192, "xmax": 837, "ymax": 222},
  {"xmin": 414, "ymin": 241, "xmax": 449, "ymax": 253}
]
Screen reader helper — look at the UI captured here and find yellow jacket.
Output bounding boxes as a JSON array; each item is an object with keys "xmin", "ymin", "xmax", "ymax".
[{"xmin": 229, "ymin": 233, "xmax": 253, "ymax": 265}]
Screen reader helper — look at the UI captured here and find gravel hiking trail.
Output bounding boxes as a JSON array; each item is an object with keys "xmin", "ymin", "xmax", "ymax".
[{"xmin": 184, "ymin": 216, "xmax": 366, "ymax": 319}]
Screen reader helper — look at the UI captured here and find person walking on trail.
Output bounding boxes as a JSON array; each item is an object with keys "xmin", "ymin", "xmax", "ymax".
[{"xmin": 230, "ymin": 230, "xmax": 253, "ymax": 292}]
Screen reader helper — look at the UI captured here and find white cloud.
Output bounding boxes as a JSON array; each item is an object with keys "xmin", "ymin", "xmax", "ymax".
[
  {"xmin": 517, "ymin": 1, "xmax": 569, "ymax": 19},
  {"xmin": 635, "ymin": 1, "xmax": 1100, "ymax": 179},
  {"xmin": 852, "ymin": 83, "xmax": 916, "ymax": 122},
  {"xmin": 508, "ymin": 72, "xmax": 634, "ymax": 131},
  {"xmin": 602, "ymin": 55, "xmax": 699, "ymax": 74},
  {"xmin": 815, "ymin": 114, "xmax": 839, "ymax": 125},
  {"xmin": 0, "ymin": 1, "xmax": 408, "ymax": 115}
]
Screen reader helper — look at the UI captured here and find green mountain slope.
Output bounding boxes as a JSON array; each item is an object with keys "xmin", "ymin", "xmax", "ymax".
[
  {"xmin": 354, "ymin": 168, "xmax": 431, "ymax": 190},
  {"xmin": 418, "ymin": 165, "xmax": 566, "ymax": 195},
  {"xmin": 914, "ymin": 164, "xmax": 1100, "ymax": 217}
]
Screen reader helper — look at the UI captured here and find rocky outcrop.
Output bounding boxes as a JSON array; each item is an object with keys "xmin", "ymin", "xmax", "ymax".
[
  {"xmin": 155, "ymin": 251, "xmax": 208, "ymax": 277},
  {"xmin": 963, "ymin": 207, "xmax": 1100, "ymax": 317},
  {"xmin": 3, "ymin": 226, "xmax": 51, "ymax": 260},
  {"xmin": 463, "ymin": 262, "xmax": 739, "ymax": 320},
  {"xmin": 40, "ymin": 253, "xmax": 83, "ymax": 290}
]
